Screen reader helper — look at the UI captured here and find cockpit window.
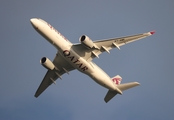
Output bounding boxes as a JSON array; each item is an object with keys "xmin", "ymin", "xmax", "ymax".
[{"xmin": 38, "ymin": 18, "xmax": 48, "ymax": 24}]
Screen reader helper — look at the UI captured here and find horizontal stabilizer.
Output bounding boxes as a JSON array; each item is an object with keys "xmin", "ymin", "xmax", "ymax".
[
  {"xmin": 104, "ymin": 90, "xmax": 118, "ymax": 103},
  {"xmin": 104, "ymin": 82, "xmax": 140, "ymax": 103},
  {"xmin": 117, "ymin": 82, "xmax": 140, "ymax": 91}
]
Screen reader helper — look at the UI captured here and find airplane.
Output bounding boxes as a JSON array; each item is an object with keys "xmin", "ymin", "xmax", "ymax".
[{"xmin": 30, "ymin": 18, "xmax": 155, "ymax": 103}]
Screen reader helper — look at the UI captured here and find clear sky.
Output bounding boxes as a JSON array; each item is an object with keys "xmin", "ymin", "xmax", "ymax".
[{"xmin": 0, "ymin": 0, "xmax": 174, "ymax": 120}]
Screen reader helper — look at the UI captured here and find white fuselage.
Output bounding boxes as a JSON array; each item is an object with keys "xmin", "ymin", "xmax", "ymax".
[{"xmin": 30, "ymin": 18, "xmax": 120, "ymax": 92}]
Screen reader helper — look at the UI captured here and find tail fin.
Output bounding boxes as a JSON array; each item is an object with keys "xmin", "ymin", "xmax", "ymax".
[{"xmin": 112, "ymin": 75, "xmax": 122, "ymax": 85}]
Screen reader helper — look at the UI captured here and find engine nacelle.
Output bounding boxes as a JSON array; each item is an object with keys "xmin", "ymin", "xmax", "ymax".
[
  {"xmin": 40, "ymin": 57, "xmax": 55, "ymax": 70},
  {"xmin": 79, "ymin": 35, "xmax": 96, "ymax": 49}
]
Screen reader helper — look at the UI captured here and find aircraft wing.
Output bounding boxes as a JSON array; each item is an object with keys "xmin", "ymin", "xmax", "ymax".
[
  {"xmin": 35, "ymin": 52, "xmax": 75, "ymax": 97},
  {"xmin": 73, "ymin": 31, "xmax": 155, "ymax": 61}
]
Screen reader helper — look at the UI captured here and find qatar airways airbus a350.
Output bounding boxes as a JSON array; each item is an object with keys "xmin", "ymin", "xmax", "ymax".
[{"xmin": 30, "ymin": 18, "xmax": 155, "ymax": 103}]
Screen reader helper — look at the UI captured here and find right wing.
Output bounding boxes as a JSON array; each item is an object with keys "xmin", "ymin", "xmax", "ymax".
[
  {"xmin": 72, "ymin": 31, "xmax": 155, "ymax": 61},
  {"xmin": 35, "ymin": 52, "xmax": 75, "ymax": 97}
]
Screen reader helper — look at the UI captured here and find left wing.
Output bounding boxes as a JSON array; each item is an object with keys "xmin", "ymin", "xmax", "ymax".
[
  {"xmin": 72, "ymin": 31, "xmax": 155, "ymax": 61},
  {"xmin": 35, "ymin": 52, "xmax": 75, "ymax": 97}
]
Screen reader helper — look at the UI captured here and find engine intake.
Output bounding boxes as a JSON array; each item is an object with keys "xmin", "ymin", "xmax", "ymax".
[
  {"xmin": 80, "ymin": 35, "xmax": 86, "ymax": 42},
  {"xmin": 79, "ymin": 35, "xmax": 98, "ymax": 49},
  {"xmin": 40, "ymin": 57, "xmax": 55, "ymax": 70}
]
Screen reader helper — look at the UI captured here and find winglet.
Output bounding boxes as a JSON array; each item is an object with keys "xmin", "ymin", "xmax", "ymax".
[{"xmin": 150, "ymin": 31, "xmax": 155, "ymax": 35}]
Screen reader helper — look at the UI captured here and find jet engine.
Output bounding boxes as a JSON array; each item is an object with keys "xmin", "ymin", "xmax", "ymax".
[
  {"xmin": 79, "ymin": 35, "xmax": 98, "ymax": 49},
  {"xmin": 40, "ymin": 57, "xmax": 55, "ymax": 70}
]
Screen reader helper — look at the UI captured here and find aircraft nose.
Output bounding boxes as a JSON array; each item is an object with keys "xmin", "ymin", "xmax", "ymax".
[
  {"xmin": 30, "ymin": 18, "xmax": 38, "ymax": 27},
  {"xmin": 30, "ymin": 18, "xmax": 35, "ymax": 24}
]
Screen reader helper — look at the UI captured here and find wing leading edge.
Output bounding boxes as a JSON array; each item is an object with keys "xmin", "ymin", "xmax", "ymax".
[{"xmin": 35, "ymin": 52, "xmax": 75, "ymax": 97}]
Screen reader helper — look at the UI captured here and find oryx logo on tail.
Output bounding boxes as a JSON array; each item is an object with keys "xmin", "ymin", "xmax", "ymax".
[{"xmin": 112, "ymin": 75, "xmax": 122, "ymax": 85}]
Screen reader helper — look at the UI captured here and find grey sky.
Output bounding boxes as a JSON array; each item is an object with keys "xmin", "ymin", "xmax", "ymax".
[{"xmin": 0, "ymin": 0, "xmax": 174, "ymax": 120}]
